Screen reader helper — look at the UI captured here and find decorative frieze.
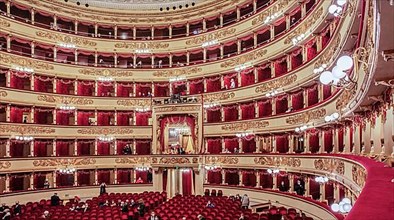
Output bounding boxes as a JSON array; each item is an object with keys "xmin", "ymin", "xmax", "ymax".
[
  {"xmin": 205, "ymin": 156, "xmax": 239, "ymax": 164},
  {"xmin": 114, "ymin": 42, "xmax": 169, "ymax": 49},
  {"xmin": 220, "ymin": 49, "xmax": 267, "ymax": 68},
  {"xmin": 33, "ymin": 158, "xmax": 96, "ymax": 167},
  {"xmin": 352, "ymin": 164, "xmax": 366, "ymax": 188},
  {"xmin": 78, "ymin": 69, "xmax": 133, "ymax": 77},
  {"xmin": 203, "ymin": 92, "xmax": 235, "ymax": 102},
  {"xmin": 221, "ymin": 120, "xmax": 269, "ymax": 131},
  {"xmin": 285, "ymin": 108, "xmax": 326, "ymax": 125},
  {"xmin": 255, "ymin": 75, "xmax": 297, "ymax": 93},
  {"xmin": 152, "ymin": 157, "xmax": 192, "ymax": 164},
  {"xmin": 153, "ymin": 67, "xmax": 202, "ymax": 77},
  {"xmin": 185, "ymin": 28, "xmax": 236, "ymax": 45},
  {"xmin": 254, "ymin": 157, "xmax": 301, "ymax": 167},
  {"xmin": 0, "ymin": 161, "xmax": 11, "ymax": 170},
  {"xmin": 0, "ymin": 17, "xmax": 10, "ymax": 27},
  {"xmin": 154, "ymin": 105, "xmax": 201, "ymax": 113},
  {"xmin": 37, "ymin": 95, "xmax": 94, "ymax": 105},
  {"xmin": 117, "ymin": 99, "xmax": 151, "ymax": 107},
  {"xmin": 0, "ymin": 53, "xmax": 54, "ymax": 70},
  {"xmin": 77, "ymin": 128, "xmax": 134, "ymax": 135},
  {"xmin": 336, "ymin": 90, "xmax": 355, "ymax": 110},
  {"xmin": 36, "ymin": 31, "xmax": 97, "ymax": 47},
  {"xmin": 251, "ymin": 0, "xmax": 293, "ymax": 25},
  {"xmin": 314, "ymin": 158, "xmax": 345, "ymax": 175},
  {"xmin": 0, "ymin": 90, "xmax": 7, "ymax": 97},
  {"xmin": 115, "ymin": 157, "xmax": 151, "ymax": 164},
  {"xmin": 314, "ymin": 33, "xmax": 341, "ymax": 69},
  {"xmin": 0, "ymin": 125, "xmax": 55, "ymax": 134}
]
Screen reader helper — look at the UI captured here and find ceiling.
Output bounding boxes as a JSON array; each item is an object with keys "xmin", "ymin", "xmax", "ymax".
[{"xmin": 68, "ymin": 0, "xmax": 208, "ymax": 10}]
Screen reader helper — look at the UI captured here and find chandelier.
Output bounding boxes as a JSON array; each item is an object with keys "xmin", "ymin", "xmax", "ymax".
[
  {"xmin": 135, "ymin": 165, "xmax": 150, "ymax": 171},
  {"xmin": 265, "ymin": 89, "xmax": 282, "ymax": 98},
  {"xmin": 295, "ymin": 125, "xmax": 311, "ymax": 133},
  {"xmin": 331, "ymin": 198, "xmax": 353, "ymax": 213},
  {"xmin": 205, "ymin": 164, "xmax": 221, "ymax": 170},
  {"xmin": 236, "ymin": 131, "xmax": 254, "ymax": 138},
  {"xmin": 98, "ymin": 77, "xmax": 114, "ymax": 82},
  {"xmin": 325, "ymin": 112, "xmax": 340, "ymax": 122},
  {"xmin": 135, "ymin": 107, "xmax": 150, "ymax": 112},
  {"xmin": 319, "ymin": 55, "xmax": 354, "ymax": 88},
  {"xmin": 14, "ymin": 136, "xmax": 34, "ymax": 141},
  {"xmin": 203, "ymin": 102, "xmax": 220, "ymax": 109},
  {"xmin": 58, "ymin": 167, "xmax": 76, "ymax": 174},
  {"xmin": 267, "ymin": 168, "xmax": 280, "ymax": 174},
  {"xmin": 59, "ymin": 105, "xmax": 76, "ymax": 111},
  {"xmin": 98, "ymin": 136, "xmax": 115, "ymax": 142},
  {"xmin": 314, "ymin": 176, "xmax": 329, "ymax": 184},
  {"xmin": 328, "ymin": 0, "xmax": 349, "ymax": 17}
]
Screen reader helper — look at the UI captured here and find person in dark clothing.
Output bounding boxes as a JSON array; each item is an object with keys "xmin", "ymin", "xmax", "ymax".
[
  {"xmin": 120, "ymin": 202, "xmax": 128, "ymax": 213},
  {"xmin": 294, "ymin": 180, "xmax": 305, "ymax": 195},
  {"xmin": 13, "ymin": 202, "xmax": 21, "ymax": 215},
  {"xmin": 197, "ymin": 214, "xmax": 206, "ymax": 220},
  {"xmin": 0, "ymin": 204, "xmax": 9, "ymax": 213},
  {"xmin": 137, "ymin": 201, "xmax": 145, "ymax": 216},
  {"xmin": 279, "ymin": 181, "xmax": 289, "ymax": 192},
  {"xmin": 99, "ymin": 182, "xmax": 107, "ymax": 195},
  {"xmin": 147, "ymin": 170, "xmax": 153, "ymax": 183},
  {"xmin": 51, "ymin": 193, "xmax": 60, "ymax": 206},
  {"xmin": 122, "ymin": 145, "xmax": 132, "ymax": 155}
]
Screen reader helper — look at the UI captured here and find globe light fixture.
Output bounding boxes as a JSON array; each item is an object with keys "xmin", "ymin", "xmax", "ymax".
[
  {"xmin": 318, "ymin": 55, "xmax": 355, "ymax": 88},
  {"xmin": 331, "ymin": 197, "xmax": 353, "ymax": 213},
  {"xmin": 98, "ymin": 136, "xmax": 115, "ymax": 142},
  {"xmin": 314, "ymin": 176, "xmax": 329, "ymax": 184},
  {"xmin": 325, "ymin": 112, "xmax": 340, "ymax": 122},
  {"xmin": 58, "ymin": 167, "xmax": 76, "ymax": 174},
  {"xmin": 15, "ymin": 136, "xmax": 34, "ymax": 141},
  {"xmin": 267, "ymin": 168, "xmax": 280, "ymax": 174},
  {"xmin": 328, "ymin": 0, "xmax": 348, "ymax": 17}
]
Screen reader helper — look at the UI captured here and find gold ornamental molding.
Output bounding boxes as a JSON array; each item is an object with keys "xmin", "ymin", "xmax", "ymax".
[
  {"xmin": 153, "ymin": 157, "xmax": 192, "ymax": 165},
  {"xmin": 36, "ymin": 31, "xmax": 97, "ymax": 47},
  {"xmin": 37, "ymin": 95, "xmax": 94, "ymax": 105},
  {"xmin": 313, "ymin": 158, "xmax": 345, "ymax": 175},
  {"xmin": 221, "ymin": 120, "xmax": 269, "ymax": 131},
  {"xmin": 117, "ymin": 99, "xmax": 151, "ymax": 107},
  {"xmin": 0, "ymin": 53, "xmax": 54, "ymax": 70},
  {"xmin": 153, "ymin": 67, "xmax": 202, "ymax": 78},
  {"xmin": 78, "ymin": 69, "xmax": 133, "ymax": 77},
  {"xmin": 0, "ymin": 161, "xmax": 11, "ymax": 170},
  {"xmin": 114, "ymin": 42, "xmax": 169, "ymax": 49},
  {"xmin": 255, "ymin": 75, "xmax": 297, "ymax": 93},
  {"xmin": 336, "ymin": 90, "xmax": 355, "ymax": 110},
  {"xmin": 185, "ymin": 28, "xmax": 237, "ymax": 46},
  {"xmin": 33, "ymin": 158, "xmax": 96, "ymax": 167},
  {"xmin": 352, "ymin": 164, "xmax": 366, "ymax": 188},
  {"xmin": 77, "ymin": 127, "xmax": 134, "ymax": 135},
  {"xmin": 205, "ymin": 156, "xmax": 239, "ymax": 165},
  {"xmin": 0, "ymin": 90, "xmax": 7, "ymax": 97},
  {"xmin": 203, "ymin": 92, "xmax": 235, "ymax": 102},
  {"xmin": 220, "ymin": 49, "xmax": 267, "ymax": 68},
  {"xmin": 251, "ymin": 0, "xmax": 292, "ymax": 25},
  {"xmin": 285, "ymin": 108, "xmax": 326, "ymax": 125},
  {"xmin": 115, "ymin": 157, "xmax": 152, "ymax": 164},
  {"xmin": 314, "ymin": 33, "xmax": 341, "ymax": 68},
  {"xmin": 254, "ymin": 157, "xmax": 301, "ymax": 167},
  {"xmin": 0, "ymin": 17, "xmax": 10, "ymax": 27},
  {"xmin": 155, "ymin": 105, "xmax": 201, "ymax": 113},
  {"xmin": 0, "ymin": 125, "xmax": 55, "ymax": 134},
  {"xmin": 284, "ymin": 7, "xmax": 324, "ymax": 44}
]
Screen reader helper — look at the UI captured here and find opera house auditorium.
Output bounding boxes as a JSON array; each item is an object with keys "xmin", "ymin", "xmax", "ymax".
[{"xmin": 0, "ymin": 0, "xmax": 393, "ymax": 219}]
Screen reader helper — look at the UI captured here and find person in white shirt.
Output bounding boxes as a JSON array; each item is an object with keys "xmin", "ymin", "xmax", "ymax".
[{"xmin": 230, "ymin": 78, "xmax": 236, "ymax": 89}]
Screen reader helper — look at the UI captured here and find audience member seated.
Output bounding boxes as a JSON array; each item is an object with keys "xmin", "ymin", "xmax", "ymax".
[
  {"xmin": 42, "ymin": 210, "xmax": 50, "ymax": 219},
  {"xmin": 206, "ymin": 201, "xmax": 215, "ymax": 208},
  {"xmin": 50, "ymin": 193, "xmax": 60, "ymax": 206},
  {"xmin": 197, "ymin": 214, "xmax": 206, "ymax": 220},
  {"xmin": 2, "ymin": 209, "xmax": 11, "ymax": 220},
  {"xmin": 223, "ymin": 148, "xmax": 231, "ymax": 154},
  {"xmin": 122, "ymin": 144, "xmax": 133, "ymax": 155},
  {"xmin": 13, "ymin": 202, "xmax": 21, "ymax": 216},
  {"xmin": 43, "ymin": 179, "xmax": 50, "ymax": 189},
  {"xmin": 120, "ymin": 202, "xmax": 128, "ymax": 213},
  {"xmin": 294, "ymin": 180, "xmax": 305, "ymax": 195},
  {"xmin": 136, "ymin": 177, "xmax": 144, "ymax": 183},
  {"xmin": 137, "ymin": 200, "xmax": 145, "ymax": 216},
  {"xmin": 149, "ymin": 211, "xmax": 161, "ymax": 220},
  {"xmin": 279, "ymin": 181, "xmax": 289, "ymax": 192},
  {"xmin": 239, "ymin": 213, "xmax": 245, "ymax": 220}
]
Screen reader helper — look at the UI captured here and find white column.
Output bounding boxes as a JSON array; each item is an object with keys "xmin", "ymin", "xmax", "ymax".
[{"xmin": 383, "ymin": 107, "xmax": 393, "ymax": 156}]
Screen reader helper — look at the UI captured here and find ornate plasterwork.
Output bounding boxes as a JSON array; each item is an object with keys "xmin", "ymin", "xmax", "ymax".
[
  {"xmin": 285, "ymin": 108, "xmax": 326, "ymax": 125},
  {"xmin": 254, "ymin": 157, "xmax": 301, "ymax": 167},
  {"xmin": 284, "ymin": 7, "xmax": 324, "ymax": 44},
  {"xmin": 220, "ymin": 49, "xmax": 267, "ymax": 68},
  {"xmin": 114, "ymin": 42, "xmax": 169, "ymax": 49},
  {"xmin": 221, "ymin": 120, "xmax": 269, "ymax": 131},
  {"xmin": 0, "ymin": 53, "xmax": 54, "ymax": 70},
  {"xmin": 36, "ymin": 31, "xmax": 97, "ymax": 47},
  {"xmin": 77, "ymin": 128, "xmax": 134, "ymax": 135},
  {"xmin": 0, "ymin": 90, "xmax": 7, "ymax": 97},
  {"xmin": 37, "ymin": 95, "xmax": 94, "ymax": 105},
  {"xmin": 33, "ymin": 158, "xmax": 96, "ymax": 167},
  {"xmin": 0, "ymin": 161, "xmax": 11, "ymax": 170},
  {"xmin": 203, "ymin": 92, "xmax": 235, "ymax": 102},
  {"xmin": 78, "ymin": 69, "xmax": 133, "ymax": 77},
  {"xmin": 185, "ymin": 28, "xmax": 236, "ymax": 45},
  {"xmin": 153, "ymin": 67, "xmax": 202, "ymax": 78},
  {"xmin": 115, "ymin": 157, "xmax": 151, "ymax": 164},
  {"xmin": 117, "ymin": 99, "xmax": 151, "ymax": 107},
  {"xmin": 314, "ymin": 158, "xmax": 345, "ymax": 175},
  {"xmin": 255, "ymin": 75, "xmax": 297, "ymax": 93},
  {"xmin": 152, "ymin": 157, "xmax": 193, "ymax": 164},
  {"xmin": 205, "ymin": 156, "xmax": 239, "ymax": 164},
  {"xmin": 154, "ymin": 105, "xmax": 200, "ymax": 113},
  {"xmin": 0, "ymin": 18, "xmax": 10, "ymax": 27},
  {"xmin": 0, "ymin": 125, "xmax": 55, "ymax": 134},
  {"xmin": 352, "ymin": 164, "xmax": 366, "ymax": 188},
  {"xmin": 314, "ymin": 33, "xmax": 341, "ymax": 69},
  {"xmin": 336, "ymin": 90, "xmax": 355, "ymax": 110},
  {"xmin": 251, "ymin": 0, "xmax": 292, "ymax": 25}
]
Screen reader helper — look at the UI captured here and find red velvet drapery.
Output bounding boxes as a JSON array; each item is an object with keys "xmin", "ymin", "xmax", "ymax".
[
  {"xmin": 135, "ymin": 140, "xmax": 151, "ymax": 155},
  {"xmin": 154, "ymin": 83, "xmax": 169, "ymax": 97},
  {"xmin": 34, "ymin": 173, "xmax": 48, "ymax": 189},
  {"xmin": 242, "ymin": 171, "xmax": 256, "ymax": 187},
  {"xmin": 97, "ymin": 111, "xmax": 113, "ymax": 126},
  {"xmin": 291, "ymin": 91, "xmax": 304, "ymax": 110},
  {"xmin": 34, "ymin": 140, "xmax": 50, "ymax": 156},
  {"xmin": 338, "ymin": 128, "xmax": 344, "ymax": 152},
  {"xmin": 10, "ymin": 106, "xmax": 29, "ymax": 123},
  {"xmin": 159, "ymin": 115, "xmax": 196, "ymax": 152},
  {"xmin": 56, "ymin": 173, "xmax": 74, "ymax": 187},
  {"xmin": 225, "ymin": 170, "xmax": 239, "ymax": 185},
  {"xmin": 258, "ymin": 100, "xmax": 272, "ymax": 117},
  {"xmin": 97, "ymin": 169, "xmax": 111, "ymax": 184},
  {"xmin": 309, "ymin": 177, "xmax": 320, "ymax": 200},
  {"xmin": 206, "ymin": 107, "xmax": 221, "ymax": 123},
  {"xmin": 56, "ymin": 110, "xmax": 73, "ymax": 125},
  {"xmin": 260, "ymin": 172, "xmax": 273, "ymax": 189},
  {"xmin": 224, "ymin": 137, "xmax": 239, "ymax": 153},
  {"xmin": 206, "ymin": 76, "xmax": 221, "ymax": 92},
  {"xmin": 291, "ymin": 49, "xmax": 303, "ymax": 70},
  {"xmin": 77, "ymin": 170, "xmax": 91, "ymax": 186},
  {"xmin": 117, "ymin": 111, "xmax": 133, "ymax": 126},
  {"xmin": 274, "ymin": 57, "xmax": 287, "ymax": 77},
  {"xmin": 10, "ymin": 175, "xmax": 26, "ymax": 191},
  {"xmin": 207, "ymin": 170, "xmax": 222, "ymax": 184},
  {"xmin": 77, "ymin": 141, "xmax": 93, "ymax": 156},
  {"xmin": 77, "ymin": 80, "xmax": 94, "ymax": 96},
  {"xmin": 10, "ymin": 71, "xmax": 30, "ymax": 90},
  {"xmin": 207, "ymin": 138, "xmax": 221, "ymax": 154},
  {"xmin": 56, "ymin": 79, "xmax": 74, "ymax": 95},
  {"xmin": 10, "ymin": 140, "xmax": 28, "ymax": 157},
  {"xmin": 182, "ymin": 169, "xmax": 193, "ymax": 195},
  {"xmin": 242, "ymin": 137, "xmax": 256, "ymax": 153},
  {"xmin": 117, "ymin": 82, "xmax": 134, "ymax": 97},
  {"xmin": 136, "ymin": 170, "xmax": 148, "ymax": 183},
  {"xmin": 77, "ymin": 110, "xmax": 94, "ymax": 126},
  {"xmin": 307, "ymin": 85, "xmax": 319, "ymax": 106},
  {"xmin": 240, "ymin": 69, "xmax": 255, "ymax": 86},
  {"xmin": 117, "ymin": 169, "xmax": 131, "ymax": 184},
  {"xmin": 56, "ymin": 140, "xmax": 72, "ymax": 156},
  {"xmin": 325, "ymin": 182, "xmax": 335, "ymax": 204},
  {"xmin": 223, "ymin": 105, "xmax": 238, "ymax": 121},
  {"xmin": 324, "ymin": 130, "xmax": 333, "ymax": 153},
  {"xmin": 189, "ymin": 78, "xmax": 204, "ymax": 95},
  {"xmin": 276, "ymin": 135, "xmax": 289, "ymax": 153},
  {"xmin": 257, "ymin": 64, "xmax": 271, "ymax": 82},
  {"xmin": 276, "ymin": 173, "xmax": 289, "ymax": 188},
  {"xmin": 34, "ymin": 75, "xmax": 53, "ymax": 92},
  {"xmin": 135, "ymin": 111, "xmax": 151, "ymax": 126},
  {"xmin": 309, "ymin": 130, "xmax": 320, "ymax": 153},
  {"xmin": 97, "ymin": 81, "xmax": 114, "ymax": 97},
  {"xmin": 97, "ymin": 141, "xmax": 111, "ymax": 155},
  {"xmin": 34, "ymin": 108, "xmax": 52, "ymax": 124},
  {"xmin": 241, "ymin": 102, "xmax": 255, "ymax": 120},
  {"xmin": 275, "ymin": 96, "xmax": 288, "ymax": 114}
]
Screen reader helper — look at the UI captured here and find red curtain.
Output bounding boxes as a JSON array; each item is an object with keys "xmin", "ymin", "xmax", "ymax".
[
  {"xmin": 206, "ymin": 107, "xmax": 221, "ymax": 123},
  {"xmin": 116, "ymin": 140, "xmax": 132, "ymax": 155},
  {"xmin": 275, "ymin": 96, "xmax": 288, "ymax": 114},
  {"xmin": 97, "ymin": 82, "xmax": 114, "ymax": 97},
  {"xmin": 182, "ymin": 169, "xmax": 193, "ymax": 195},
  {"xmin": 117, "ymin": 82, "xmax": 134, "ymax": 97},
  {"xmin": 242, "ymin": 137, "xmax": 256, "ymax": 153},
  {"xmin": 10, "ymin": 175, "xmax": 25, "ymax": 191},
  {"xmin": 241, "ymin": 69, "xmax": 255, "ymax": 87},
  {"xmin": 154, "ymin": 83, "xmax": 169, "ymax": 97},
  {"xmin": 223, "ymin": 73, "xmax": 237, "ymax": 89},
  {"xmin": 323, "ymin": 85, "xmax": 332, "ymax": 100},
  {"xmin": 206, "ymin": 76, "xmax": 221, "ymax": 92},
  {"xmin": 97, "ymin": 170, "xmax": 111, "ymax": 184},
  {"xmin": 10, "ymin": 71, "xmax": 30, "ymax": 90},
  {"xmin": 10, "ymin": 106, "xmax": 27, "ymax": 123},
  {"xmin": 223, "ymin": 105, "xmax": 238, "ymax": 121},
  {"xmin": 207, "ymin": 170, "xmax": 222, "ymax": 184},
  {"xmin": 242, "ymin": 172, "xmax": 256, "ymax": 187},
  {"xmin": 207, "ymin": 138, "xmax": 221, "ymax": 154},
  {"xmin": 117, "ymin": 169, "xmax": 131, "ymax": 184},
  {"xmin": 291, "ymin": 49, "xmax": 303, "ymax": 70},
  {"xmin": 307, "ymin": 85, "xmax": 319, "ymax": 106},
  {"xmin": 34, "ymin": 75, "xmax": 53, "ymax": 92},
  {"xmin": 257, "ymin": 65, "xmax": 271, "ymax": 82},
  {"xmin": 117, "ymin": 111, "xmax": 133, "ymax": 126},
  {"xmin": 135, "ymin": 83, "xmax": 151, "ymax": 97},
  {"xmin": 260, "ymin": 172, "xmax": 273, "ymax": 189},
  {"xmin": 324, "ymin": 130, "xmax": 333, "ymax": 153},
  {"xmin": 34, "ymin": 173, "xmax": 47, "ymax": 189},
  {"xmin": 224, "ymin": 137, "xmax": 239, "ymax": 153},
  {"xmin": 338, "ymin": 128, "xmax": 344, "ymax": 152},
  {"xmin": 77, "ymin": 170, "xmax": 91, "ymax": 186},
  {"xmin": 56, "ymin": 173, "xmax": 74, "ymax": 187},
  {"xmin": 97, "ymin": 111, "xmax": 113, "ymax": 126},
  {"xmin": 56, "ymin": 141, "xmax": 72, "ymax": 156},
  {"xmin": 241, "ymin": 102, "xmax": 255, "ymax": 120},
  {"xmin": 225, "ymin": 170, "xmax": 239, "ymax": 185},
  {"xmin": 136, "ymin": 170, "xmax": 148, "ymax": 183},
  {"xmin": 159, "ymin": 115, "xmax": 196, "ymax": 152},
  {"xmin": 10, "ymin": 141, "xmax": 27, "ymax": 157},
  {"xmin": 189, "ymin": 79, "xmax": 204, "ymax": 95},
  {"xmin": 97, "ymin": 141, "xmax": 111, "ymax": 155},
  {"xmin": 325, "ymin": 182, "xmax": 335, "ymax": 204},
  {"xmin": 291, "ymin": 91, "xmax": 304, "ymax": 110},
  {"xmin": 56, "ymin": 110, "xmax": 73, "ymax": 125},
  {"xmin": 306, "ymin": 40, "xmax": 318, "ymax": 61},
  {"xmin": 258, "ymin": 100, "xmax": 272, "ymax": 117},
  {"xmin": 310, "ymin": 177, "xmax": 320, "ymax": 200},
  {"xmin": 56, "ymin": 79, "xmax": 74, "ymax": 95},
  {"xmin": 34, "ymin": 108, "xmax": 52, "ymax": 124},
  {"xmin": 135, "ymin": 111, "xmax": 151, "ymax": 126},
  {"xmin": 34, "ymin": 140, "xmax": 49, "ymax": 157},
  {"xmin": 276, "ymin": 135, "xmax": 289, "ymax": 153},
  {"xmin": 309, "ymin": 131, "xmax": 320, "ymax": 153},
  {"xmin": 136, "ymin": 140, "xmax": 151, "ymax": 155},
  {"xmin": 276, "ymin": 173, "xmax": 289, "ymax": 188},
  {"xmin": 77, "ymin": 141, "xmax": 92, "ymax": 156},
  {"xmin": 274, "ymin": 57, "xmax": 287, "ymax": 76},
  {"xmin": 77, "ymin": 80, "xmax": 94, "ymax": 96},
  {"xmin": 77, "ymin": 111, "xmax": 93, "ymax": 126}
]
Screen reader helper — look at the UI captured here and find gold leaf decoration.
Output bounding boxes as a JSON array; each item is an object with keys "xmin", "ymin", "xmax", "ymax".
[
  {"xmin": 153, "ymin": 67, "xmax": 202, "ymax": 78},
  {"xmin": 0, "ymin": 18, "xmax": 10, "ymax": 27},
  {"xmin": 33, "ymin": 158, "xmax": 96, "ymax": 167},
  {"xmin": 77, "ymin": 128, "xmax": 134, "ymax": 135},
  {"xmin": 37, "ymin": 95, "xmax": 94, "ymax": 105},
  {"xmin": 221, "ymin": 120, "xmax": 269, "ymax": 131},
  {"xmin": 0, "ymin": 125, "xmax": 55, "ymax": 134},
  {"xmin": 36, "ymin": 31, "xmax": 97, "ymax": 46},
  {"xmin": 156, "ymin": 157, "xmax": 191, "ymax": 164},
  {"xmin": 0, "ymin": 90, "xmax": 7, "ymax": 97},
  {"xmin": 285, "ymin": 108, "xmax": 326, "ymax": 125},
  {"xmin": 254, "ymin": 157, "xmax": 301, "ymax": 167},
  {"xmin": 78, "ymin": 69, "xmax": 133, "ymax": 77},
  {"xmin": 205, "ymin": 156, "xmax": 239, "ymax": 164},
  {"xmin": 251, "ymin": 0, "xmax": 293, "ymax": 25},
  {"xmin": 255, "ymin": 75, "xmax": 297, "ymax": 93},
  {"xmin": 314, "ymin": 158, "xmax": 345, "ymax": 175},
  {"xmin": 114, "ymin": 42, "xmax": 169, "ymax": 49},
  {"xmin": 336, "ymin": 90, "xmax": 355, "ymax": 110},
  {"xmin": 0, "ymin": 53, "xmax": 54, "ymax": 70},
  {"xmin": 155, "ymin": 106, "xmax": 200, "ymax": 113},
  {"xmin": 115, "ymin": 157, "xmax": 151, "ymax": 164},
  {"xmin": 314, "ymin": 33, "xmax": 341, "ymax": 69},
  {"xmin": 117, "ymin": 99, "xmax": 151, "ymax": 107},
  {"xmin": 203, "ymin": 92, "xmax": 235, "ymax": 102},
  {"xmin": 185, "ymin": 28, "xmax": 236, "ymax": 45},
  {"xmin": 352, "ymin": 164, "xmax": 366, "ymax": 188},
  {"xmin": 220, "ymin": 49, "xmax": 267, "ymax": 68},
  {"xmin": 0, "ymin": 161, "xmax": 11, "ymax": 170}
]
